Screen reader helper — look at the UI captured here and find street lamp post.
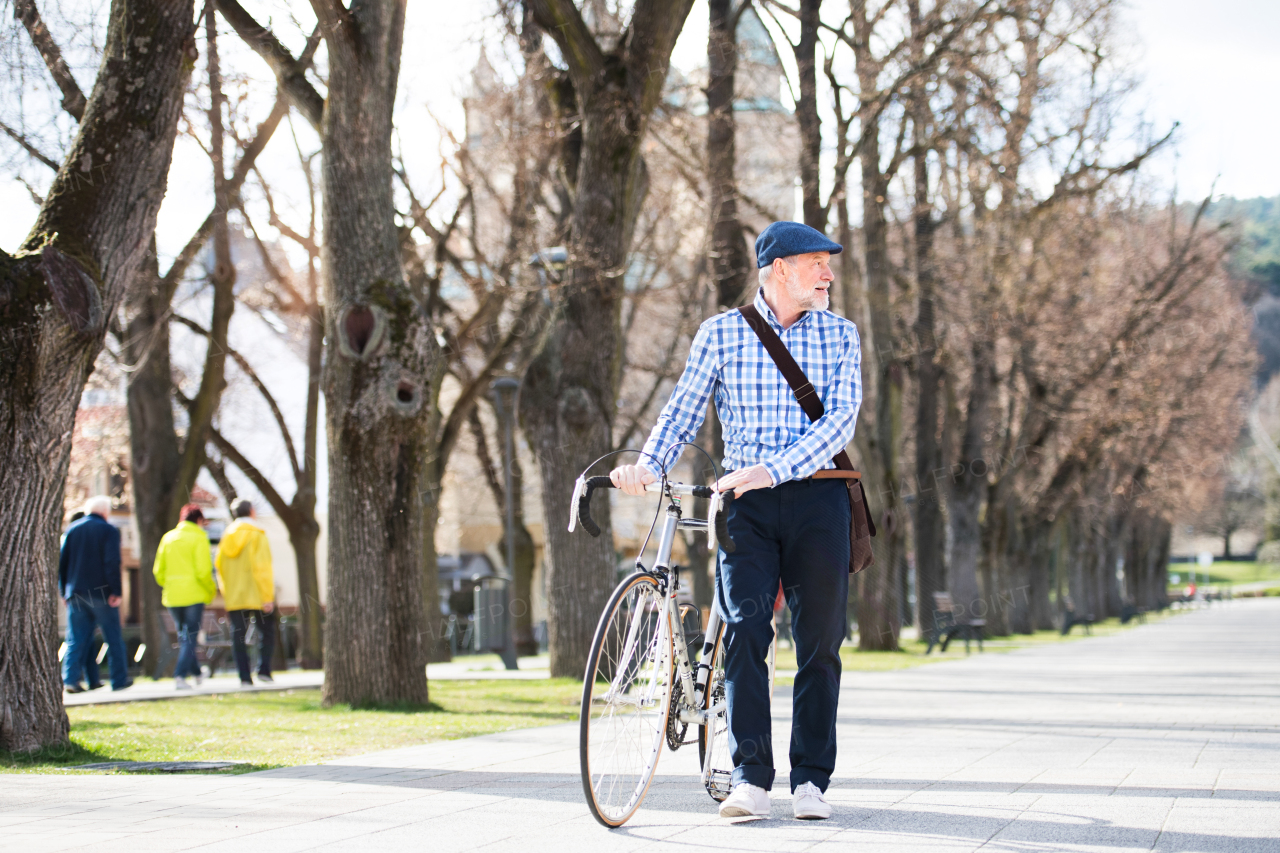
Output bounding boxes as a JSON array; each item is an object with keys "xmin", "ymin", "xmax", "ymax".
[{"xmin": 491, "ymin": 376, "xmax": 521, "ymax": 671}]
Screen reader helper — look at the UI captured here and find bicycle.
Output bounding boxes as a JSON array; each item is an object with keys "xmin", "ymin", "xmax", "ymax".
[{"xmin": 569, "ymin": 472, "xmax": 777, "ymax": 827}]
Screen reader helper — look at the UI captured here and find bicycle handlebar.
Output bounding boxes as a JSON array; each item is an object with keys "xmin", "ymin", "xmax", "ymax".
[{"xmin": 568, "ymin": 476, "xmax": 737, "ymax": 553}]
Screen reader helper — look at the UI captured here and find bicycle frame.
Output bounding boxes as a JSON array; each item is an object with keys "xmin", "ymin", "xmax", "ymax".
[{"xmin": 639, "ymin": 490, "xmax": 726, "ymax": 790}]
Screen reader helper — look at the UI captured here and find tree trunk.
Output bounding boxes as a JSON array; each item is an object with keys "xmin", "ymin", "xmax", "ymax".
[
  {"xmin": 524, "ymin": 0, "xmax": 694, "ymax": 678},
  {"xmin": 125, "ymin": 250, "xmax": 183, "ymax": 678},
  {"xmin": 319, "ymin": 0, "xmax": 437, "ymax": 707},
  {"xmin": 909, "ymin": 89, "xmax": 945, "ymax": 635},
  {"xmin": 419, "ymin": 471, "xmax": 448, "ymax": 663},
  {"xmin": 795, "ymin": 0, "xmax": 823, "ymax": 229},
  {"xmin": 168, "ymin": 5, "xmax": 237, "ymax": 525},
  {"xmin": 707, "ymin": 0, "xmax": 752, "ymax": 309},
  {"xmin": 287, "ymin": 514, "xmax": 323, "ymax": 668},
  {"xmin": 0, "ymin": 0, "xmax": 195, "ymax": 751},
  {"xmin": 855, "ymin": 140, "xmax": 902, "ymax": 652},
  {"xmin": 946, "ymin": 338, "xmax": 994, "ymax": 624},
  {"xmin": 295, "ymin": 297, "xmax": 324, "ymax": 669}
]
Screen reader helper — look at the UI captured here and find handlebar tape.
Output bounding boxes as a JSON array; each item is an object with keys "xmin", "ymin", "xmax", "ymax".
[
  {"xmin": 715, "ymin": 490, "xmax": 737, "ymax": 553},
  {"xmin": 578, "ymin": 476, "xmax": 615, "ymax": 537}
]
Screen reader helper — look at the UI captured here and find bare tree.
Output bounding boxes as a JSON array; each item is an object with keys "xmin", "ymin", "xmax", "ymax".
[
  {"xmin": 0, "ymin": 0, "xmax": 196, "ymax": 751},
  {"xmin": 307, "ymin": 0, "xmax": 440, "ymax": 707},
  {"xmin": 521, "ymin": 0, "xmax": 695, "ymax": 677}
]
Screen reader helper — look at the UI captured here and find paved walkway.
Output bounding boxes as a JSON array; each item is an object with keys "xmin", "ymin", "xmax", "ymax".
[{"xmin": 12, "ymin": 599, "xmax": 1280, "ymax": 851}]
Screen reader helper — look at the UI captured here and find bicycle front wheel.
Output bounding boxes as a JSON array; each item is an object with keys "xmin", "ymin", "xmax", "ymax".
[{"xmin": 580, "ymin": 572, "xmax": 674, "ymax": 827}]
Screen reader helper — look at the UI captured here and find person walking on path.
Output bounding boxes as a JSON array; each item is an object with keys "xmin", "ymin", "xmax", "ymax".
[
  {"xmin": 215, "ymin": 499, "xmax": 276, "ymax": 686},
  {"xmin": 611, "ymin": 221, "xmax": 861, "ymax": 821},
  {"xmin": 153, "ymin": 504, "xmax": 216, "ymax": 689},
  {"xmin": 59, "ymin": 496, "xmax": 133, "ymax": 693},
  {"xmin": 61, "ymin": 510, "xmax": 103, "ymax": 691}
]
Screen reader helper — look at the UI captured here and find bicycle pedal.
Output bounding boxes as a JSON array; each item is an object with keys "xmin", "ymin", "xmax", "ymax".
[{"xmin": 706, "ymin": 769, "xmax": 733, "ymax": 800}]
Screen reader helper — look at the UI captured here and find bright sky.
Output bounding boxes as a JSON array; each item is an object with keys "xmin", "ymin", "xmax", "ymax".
[{"xmin": 2, "ymin": 0, "xmax": 1277, "ymax": 253}]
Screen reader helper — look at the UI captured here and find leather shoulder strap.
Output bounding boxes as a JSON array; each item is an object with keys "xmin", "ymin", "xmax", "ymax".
[{"xmin": 738, "ymin": 304, "xmax": 855, "ymax": 472}]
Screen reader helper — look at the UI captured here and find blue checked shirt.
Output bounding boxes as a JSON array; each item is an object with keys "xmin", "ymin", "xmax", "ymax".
[{"xmin": 640, "ymin": 289, "xmax": 862, "ymax": 485}]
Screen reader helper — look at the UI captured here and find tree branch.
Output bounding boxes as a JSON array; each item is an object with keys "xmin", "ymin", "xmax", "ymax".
[
  {"xmin": 468, "ymin": 406, "xmax": 507, "ymax": 513},
  {"xmin": 526, "ymin": 0, "xmax": 606, "ymax": 91},
  {"xmin": 215, "ymin": 2, "xmax": 324, "ymax": 129},
  {"xmin": 161, "ymin": 95, "xmax": 290, "ymax": 301},
  {"xmin": 13, "ymin": 0, "xmax": 86, "ymax": 121},
  {"xmin": 0, "ymin": 119, "xmax": 59, "ymax": 170},
  {"xmin": 172, "ymin": 313, "xmax": 304, "ymax": 485}
]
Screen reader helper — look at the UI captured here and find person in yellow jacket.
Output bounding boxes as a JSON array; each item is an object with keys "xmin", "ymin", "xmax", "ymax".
[
  {"xmin": 153, "ymin": 504, "xmax": 216, "ymax": 690},
  {"xmin": 216, "ymin": 499, "xmax": 276, "ymax": 687}
]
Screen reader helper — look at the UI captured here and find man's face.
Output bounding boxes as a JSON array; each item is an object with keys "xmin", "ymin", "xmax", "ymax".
[{"xmin": 780, "ymin": 252, "xmax": 834, "ymax": 312}]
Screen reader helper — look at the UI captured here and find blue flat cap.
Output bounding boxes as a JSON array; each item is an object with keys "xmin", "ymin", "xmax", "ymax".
[{"xmin": 755, "ymin": 221, "xmax": 842, "ymax": 268}]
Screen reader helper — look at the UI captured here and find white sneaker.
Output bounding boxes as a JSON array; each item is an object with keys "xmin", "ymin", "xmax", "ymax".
[
  {"xmin": 793, "ymin": 781, "xmax": 831, "ymax": 820},
  {"xmin": 174, "ymin": 677, "xmax": 192, "ymax": 690},
  {"xmin": 719, "ymin": 783, "xmax": 771, "ymax": 818}
]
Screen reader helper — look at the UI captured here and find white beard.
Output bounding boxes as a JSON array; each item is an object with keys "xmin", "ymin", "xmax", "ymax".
[{"xmin": 784, "ymin": 268, "xmax": 829, "ymax": 313}]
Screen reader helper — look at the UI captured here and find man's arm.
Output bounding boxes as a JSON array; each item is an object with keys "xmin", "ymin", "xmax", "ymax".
[
  {"xmin": 614, "ymin": 323, "xmax": 719, "ymax": 495},
  {"xmin": 59, "ymin": 530, "xmax": 70, "ymax": 599},
  {"xmin": 761, "ymin": 324, "xmax": 863, "ymax": 485},
  {"xmin": 254, "ymin": 532, "xmax": 274, "ymax": 610},
  {"xmin": 104, "ymin": 524, "xmax": 123, "ymax": 600},
  {"xmin": 637, "ymin": 324, "xmax": 719, "ymax": 476},
  {"xmin": 197, "ymin": 537, "xmax": 217, "ymax": 602}
]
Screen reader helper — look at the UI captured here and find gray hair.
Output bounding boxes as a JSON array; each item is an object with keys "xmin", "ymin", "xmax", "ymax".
[
  {"xmin": 83, "ymin": 495, "xmax": 112, "ymax": 517},
  {"xmin": 231, "ymin": 498, "xmax": 253, "ymax": 518},
  {"xmin": 758, "ymin": 255, "xmax": 798, "ymax": 288}
]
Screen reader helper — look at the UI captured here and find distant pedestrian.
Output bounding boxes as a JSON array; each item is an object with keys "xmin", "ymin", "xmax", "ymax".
[
  {"xmin": 62, "ymin": 511, "xmax": 103, "ymax": 691},
  {"xmin": 153, "ymin": 504, "xmax": 216, "ymax": 690},
  {"xmin": 59, "ymin": 497, "xmax": 132, "ymax": 693},
  {"xmin": 215, "ymin": 499, "xmax": 277, "ymax": 687}
]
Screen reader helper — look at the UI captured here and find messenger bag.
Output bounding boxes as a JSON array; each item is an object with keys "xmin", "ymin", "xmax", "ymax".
[{"xmin": 738, "ymin": 304, "xmax": 876, "ymax": 574}]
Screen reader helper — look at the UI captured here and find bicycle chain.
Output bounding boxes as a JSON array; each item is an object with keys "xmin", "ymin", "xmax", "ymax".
[{"xmin": 666, "ymin": 678, "xmax": 697, "ymax": 749}]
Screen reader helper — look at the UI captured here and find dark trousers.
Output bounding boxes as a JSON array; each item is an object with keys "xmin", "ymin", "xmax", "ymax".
[
  {"xmin": 64, "ymin": 597, "xmax": 130, "ymax": 689},
  {"xmin": 168, "ymin": 603, "xmax": 204, "ymax": 679},
  {"xmin": 716, "ymin": 478, "xmax": 850, "ymax": 794},
  {"xmin": 229, "ymin": 609, "xmax": 275, "ymax": 682}
]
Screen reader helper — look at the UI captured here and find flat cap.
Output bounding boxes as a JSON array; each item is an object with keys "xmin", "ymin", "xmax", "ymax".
[{"xmin": 754, "ymin": 221, "xmax": 843, "ymax": 268}]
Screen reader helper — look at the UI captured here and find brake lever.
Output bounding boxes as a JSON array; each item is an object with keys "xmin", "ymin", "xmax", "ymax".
[{"xmin": 567, "ymin": 475, "xmax": 586, "ymax": 533}]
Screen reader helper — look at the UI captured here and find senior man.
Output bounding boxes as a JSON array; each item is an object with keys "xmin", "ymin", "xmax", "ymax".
[
  {"xmin": 60, "ymin": 496, "xmax": 133, "ymax": 693},
  {"xmin": 612, "ymin": 221, "xmax": 861, "ymax": 820}
]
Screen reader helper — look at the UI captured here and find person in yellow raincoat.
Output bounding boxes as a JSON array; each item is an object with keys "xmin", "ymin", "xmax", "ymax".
[
  {"xmin": 153, "ymin": 504, "xmax": 217, "ymax": 689},
  {"xmin": 215, "ymin": 499, "xmax": 276, "ymax": 686}
]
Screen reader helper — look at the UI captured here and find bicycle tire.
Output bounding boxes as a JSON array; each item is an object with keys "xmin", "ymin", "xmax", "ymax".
[
  {"xmin": 697, "ymin": 617, "xmax": 733, "ymax": 802},
  {"xmin": 696, "ymin": 615, "xmax": 778, "ymax": 802},
  {"xmin": 580, "ymin": 571, "xmax": 674, "ymax": 827}
]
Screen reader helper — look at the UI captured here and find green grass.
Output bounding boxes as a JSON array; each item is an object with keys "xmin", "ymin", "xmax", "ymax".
[
  {"xmin": 1, "ymin": 679, "xmax": 583, "ymax": 775},
  {"xmin": 772, "ymin": 609, "xmax": 1184, "ymax": 684},
  {"xmin": 1166, "ymin": 560, "xmax": 1280, "ymax": 587}
]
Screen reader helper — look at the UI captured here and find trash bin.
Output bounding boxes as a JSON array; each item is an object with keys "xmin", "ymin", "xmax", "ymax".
[{"xmin": 473, "ymin": 576, "xmax": 510, "ymax": 655}]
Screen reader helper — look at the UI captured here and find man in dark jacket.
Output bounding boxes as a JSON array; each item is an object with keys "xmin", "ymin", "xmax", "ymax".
[{"xmin": 60, "ymin": 496, "xmax": 132, "ymax": 692}]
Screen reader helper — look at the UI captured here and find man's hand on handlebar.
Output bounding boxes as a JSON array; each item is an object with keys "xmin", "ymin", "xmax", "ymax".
[
  {"xmin": 610, "ymin": 464, "xmax": 657, "ymax": 496},
  {"xmin": 715, "ymin": 464, "xmax": 773, "ymax": 496}
]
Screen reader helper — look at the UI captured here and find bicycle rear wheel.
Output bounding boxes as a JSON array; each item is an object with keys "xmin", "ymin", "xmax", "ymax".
[
  {"xmin": 697, "ymin": 618, "xmax": 733, "ymax": 801},
  {"xmin": 697, "ymin": 615, "xmax": 778, "ymax": 802},
  {"xmin": 580, "ymin": 572, "xmax": 674, "ymax": 827}
]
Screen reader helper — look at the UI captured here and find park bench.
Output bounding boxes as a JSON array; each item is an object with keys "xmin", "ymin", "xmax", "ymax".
[
  {"xmin": 1061, "ymin": 608, "xmax": 1096, "ymax": 635},
  {"xmin": 153, "ymin": 610, "xmax": 234, "ymax": 678},
  {"xmin": 924, "ymin": 592, "xmax": 985, "ymax": 654},
  {"xmin": 1120, "ymin": 603, "xmax": 1147, "ymax": 625}
]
